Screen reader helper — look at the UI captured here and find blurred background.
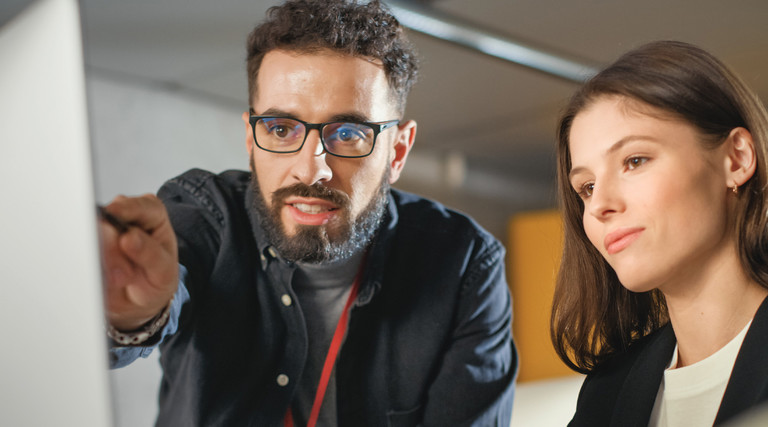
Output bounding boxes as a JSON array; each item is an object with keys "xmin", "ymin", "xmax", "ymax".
[
  {"xmin": 75, "ymin": 0, "xmax": 768, "ymax": 240},
  {"xmin": 3, "ymin": 0, "xmax": 768, "ymax": 425}
]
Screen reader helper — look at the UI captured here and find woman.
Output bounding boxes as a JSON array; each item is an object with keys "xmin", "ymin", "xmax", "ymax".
[{"xmin": 551, "ymin": 40, "xmax": 768, "ymax": 426}]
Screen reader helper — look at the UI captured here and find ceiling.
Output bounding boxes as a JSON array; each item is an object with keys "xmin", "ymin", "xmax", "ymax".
[{"xmin": 4, "ymin": 0, "xmax": 768, "ymax": 216}]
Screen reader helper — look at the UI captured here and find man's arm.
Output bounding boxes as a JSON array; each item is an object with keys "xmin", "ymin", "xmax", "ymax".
[
  {"xmin": 108, "ymin": 269, "xmax": 189, "ymax": 368},
  {"xmin": 421, "ymin": 240, "xmax": 517, "ymax": 426},
  {"xmin": 99, "ymin": 194, "xmax": 179, "ymax": 336}
]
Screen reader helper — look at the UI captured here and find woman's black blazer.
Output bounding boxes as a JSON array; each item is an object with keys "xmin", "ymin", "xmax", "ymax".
[{"xmin": 569, "ymin": 296, "xmax": 768, "ymax": 426}]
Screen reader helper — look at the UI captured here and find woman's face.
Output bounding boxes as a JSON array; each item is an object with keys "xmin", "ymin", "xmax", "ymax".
[{"xmin": 568, "ymin": 96, "xmax": 732, "ymax": 294}]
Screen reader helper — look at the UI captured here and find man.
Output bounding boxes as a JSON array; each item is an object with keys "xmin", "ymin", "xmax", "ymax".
[{"xmin": 102, "ymin": 1, "xmax": 516, "ymax": 425}]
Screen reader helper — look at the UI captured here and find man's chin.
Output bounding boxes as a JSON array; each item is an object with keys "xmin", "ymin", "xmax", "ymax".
[
  {"xmin": 249, "ymin": 157, "xmax": 390, "ymax": 263},
  {"xmin": 292, "ymin": 223, "xmax": 347, "ymax": 243},
  {"xmin": 280, "ymin": 215, "xmax": 341, "ymax": 239},
  {"xmin": 277, "ymin": 224, "xmax": 348, "ymax": 263},
  {"xmin": 281, "ymin": 225, "xmax": 325, "ymax": 241}
]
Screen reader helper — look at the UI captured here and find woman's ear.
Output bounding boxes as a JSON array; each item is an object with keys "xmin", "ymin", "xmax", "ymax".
[{"xmin": 724, "ymin": 127, "xmax": 757, "ymax": 188}]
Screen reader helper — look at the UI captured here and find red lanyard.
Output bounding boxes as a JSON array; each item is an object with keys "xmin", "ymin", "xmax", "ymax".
[{"xmin": 284, "ymin": 262, "xmax": 364, "ymax": 427}]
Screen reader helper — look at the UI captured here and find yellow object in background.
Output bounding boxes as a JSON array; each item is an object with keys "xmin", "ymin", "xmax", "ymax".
[{"xmin": 508, "ymin": 210, "xmax": 575, "ymax": 382}]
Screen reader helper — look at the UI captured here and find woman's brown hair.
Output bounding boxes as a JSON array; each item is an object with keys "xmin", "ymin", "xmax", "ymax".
[{"xmin": 551, "ymin": 40, "xmax": 768, "ymax": 373}]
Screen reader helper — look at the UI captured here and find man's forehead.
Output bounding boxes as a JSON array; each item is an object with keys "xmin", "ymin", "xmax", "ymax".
[
  {"xmin": 256, "ymin": 49, "xmax": 387, "ymax": 86},
  {"xmin": 253, "ymin": 49, "xmax": 398, "ymax": 119},
  {"xmin": 266, "ymin": 47, "xmax": 384, "ymax": 66}
]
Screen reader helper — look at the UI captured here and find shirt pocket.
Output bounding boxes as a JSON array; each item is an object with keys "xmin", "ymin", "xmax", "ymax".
[{"xmin": 386, "ymin": 404, "xmax": 424, "ymax": 427}]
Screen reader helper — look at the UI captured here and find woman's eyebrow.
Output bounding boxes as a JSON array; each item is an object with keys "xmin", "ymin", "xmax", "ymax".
[{"xmin": 569, "ymin": 135, "xmax": 659, "ymax": 180}]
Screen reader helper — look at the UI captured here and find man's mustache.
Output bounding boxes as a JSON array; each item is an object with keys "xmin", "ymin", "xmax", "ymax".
[{"xmin": 271, "ymin": 183, "xmax": 351, "ymax": 208}]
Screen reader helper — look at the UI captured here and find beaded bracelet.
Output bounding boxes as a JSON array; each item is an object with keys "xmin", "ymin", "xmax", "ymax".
[{"xmin": 107, "ymin": 299, "xmax": 173, "ymax": 346}]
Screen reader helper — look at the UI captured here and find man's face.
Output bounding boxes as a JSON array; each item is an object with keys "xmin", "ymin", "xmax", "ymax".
[{"xmin": 243, "ymin": 49, "xmax": 415, "ymax": 262}]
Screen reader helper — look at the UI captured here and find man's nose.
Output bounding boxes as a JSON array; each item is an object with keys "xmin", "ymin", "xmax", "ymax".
[{"xmin": 291, "ymin": 129, "xmax": 333, "ymax": 186}]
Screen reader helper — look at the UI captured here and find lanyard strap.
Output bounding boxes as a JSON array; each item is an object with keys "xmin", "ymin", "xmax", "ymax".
[{"xmin": 284, "ymin": 259, "xmax": 365, "ymax": 427}]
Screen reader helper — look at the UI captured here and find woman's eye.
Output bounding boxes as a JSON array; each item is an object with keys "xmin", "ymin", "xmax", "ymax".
[
  {"xmin": 626, "ymin": 156, "xmax": 648, "ymax": 170},
  {"xmin": 576, "ymin": 182, "xmax": 594, "ymax": 199}
]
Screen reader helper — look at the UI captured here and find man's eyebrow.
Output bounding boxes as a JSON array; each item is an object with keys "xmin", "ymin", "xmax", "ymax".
[
  {"xmin": 254, "ymin": 108, "xmax": 371, "ymax": 123},
  {"xmin": 257, "ymin": 108, "xmax": 295, "ymax": 117},
  {"xmin": 329, "ymin": 112, "xmax": 371, "ymax": 123}
]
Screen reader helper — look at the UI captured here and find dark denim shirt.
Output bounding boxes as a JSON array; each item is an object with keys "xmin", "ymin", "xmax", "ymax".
[{"xmin": 110, "ymin": 169, "xmax": 517, "ymax": 427}]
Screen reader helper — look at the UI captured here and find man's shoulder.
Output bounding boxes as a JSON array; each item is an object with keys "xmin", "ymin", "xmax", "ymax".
[
  {"xmin": 159, "ymin": 168, "xmax": 249, "ymax": 203},
  {"xmin": 389, "ymin": 188, "xmax": 499, "ymax": 249},
  {"xmin": 162, "ymin": 168, "xmax": 250, "ymax": 194},
  {"xmin": 391, "ymin": 189, "xmax": 481, "ymax": 229},
  {"xmin": 158, "ymin": 168, "xmax": 250, "ymax": 228}
]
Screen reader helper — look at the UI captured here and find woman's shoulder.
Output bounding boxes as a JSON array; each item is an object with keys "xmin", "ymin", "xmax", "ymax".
[
  {"xmin": 569, "ymin": 324, "xmax": 675, "ymax": 426},
  {"xmin": 599, "ymin": 324, "xmax": 673, "ymax": 373}
]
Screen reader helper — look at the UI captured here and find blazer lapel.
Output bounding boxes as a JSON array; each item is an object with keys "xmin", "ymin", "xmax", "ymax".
[
  {"xmin": 610, "ymin": 324, "xmax": 676, "ymax": 427},
  {"xmin": 715, "ymin": 295, "xmax": 768, "ymax": 425}
]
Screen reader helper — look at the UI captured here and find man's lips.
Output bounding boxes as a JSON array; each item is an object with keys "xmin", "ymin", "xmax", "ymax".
[
  {"xmin": 604, "ymin": 227, "xmax": 644, "ymax": 255},
  {"xmin": 291, "ymin": 203, "xmax": 333, "ymax": 214},
  {"xmin": 284, "ymin": 197, "xmax": 339, "ymax": 226}
]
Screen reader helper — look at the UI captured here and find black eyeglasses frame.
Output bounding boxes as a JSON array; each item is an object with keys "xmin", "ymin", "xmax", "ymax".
[{"xmin": 248, "ymin": 114, "xmax": 400, "ymax": 159}]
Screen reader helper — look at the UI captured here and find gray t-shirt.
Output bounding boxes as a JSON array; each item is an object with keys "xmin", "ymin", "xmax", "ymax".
[{"xmin": 290, "ymin": 250, "xmax": 364, "ymax": 425}]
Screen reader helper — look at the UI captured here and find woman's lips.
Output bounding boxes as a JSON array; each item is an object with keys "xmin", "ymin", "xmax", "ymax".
[{"xmin": 604, "ymin": 227, "xmax": 644, "ymax": 255}]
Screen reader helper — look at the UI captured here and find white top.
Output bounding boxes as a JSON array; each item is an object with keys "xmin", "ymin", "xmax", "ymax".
[{"xmin": 648, "ymin": 320, "xmax": 752, "ymax": 427}]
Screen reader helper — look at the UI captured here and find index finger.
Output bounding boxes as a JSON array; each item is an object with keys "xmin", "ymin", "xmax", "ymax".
[
  {"xmin": 105, "ymin": 194, "xmax": 169, "ymax": 234},
  {"xmin": 97, "ymin": 205, "xmax": 130, "ymax": 233}
]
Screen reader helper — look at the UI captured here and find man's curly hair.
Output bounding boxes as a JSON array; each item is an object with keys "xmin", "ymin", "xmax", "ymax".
[{"xmin": 246, "ymin": 0, "xmax": 419, "ymax": 115}]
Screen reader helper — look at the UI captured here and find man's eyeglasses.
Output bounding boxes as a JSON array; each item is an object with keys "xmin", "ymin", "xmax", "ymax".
[{"xmin": 248, "ymin": 114, "xmax": 400, "ymax": 158}]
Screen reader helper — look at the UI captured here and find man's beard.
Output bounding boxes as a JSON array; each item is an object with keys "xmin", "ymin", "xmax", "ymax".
[{"xmin": 249, "ymin": 157, "xmax": 390, "ymax": 264}]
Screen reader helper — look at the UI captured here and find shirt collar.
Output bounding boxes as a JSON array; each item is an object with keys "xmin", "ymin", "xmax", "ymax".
[{"xmin": 243, "ymin": 179, "xmax": 280, "ymax": 270}]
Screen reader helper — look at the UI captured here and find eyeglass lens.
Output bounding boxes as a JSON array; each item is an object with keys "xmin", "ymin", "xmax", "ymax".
[{"xmin": 254, "ymin": 117, "xmax": 375, "ymax": 157}]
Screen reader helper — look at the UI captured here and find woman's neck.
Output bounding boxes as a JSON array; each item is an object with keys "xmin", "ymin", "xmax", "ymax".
[{"xmin": 663, "ymin": 251, "xmax": 766, "ymax": 368}]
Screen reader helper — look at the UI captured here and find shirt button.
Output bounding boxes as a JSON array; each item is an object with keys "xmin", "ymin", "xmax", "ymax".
[
  {"xmin": 277, "ymin": 374, "xmax": 289, "ymax": 386},
  {"xmin": 281, "ymin": 294, "xmax": 292, "ymax": 306}
]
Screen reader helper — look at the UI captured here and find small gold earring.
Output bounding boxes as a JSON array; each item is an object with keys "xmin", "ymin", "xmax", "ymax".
[{"xmin": 732, "ymin": 184, "xmax": 739, "ymax": 194}]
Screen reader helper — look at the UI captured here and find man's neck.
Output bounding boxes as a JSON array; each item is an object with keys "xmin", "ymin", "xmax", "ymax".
[{"xmin": 293, "ymin": 248, "xmax": 366, "ymax": 290}]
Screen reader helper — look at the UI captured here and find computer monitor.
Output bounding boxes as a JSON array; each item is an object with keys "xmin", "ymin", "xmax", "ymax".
[{"xmin": 0, "ymin": 0, "xmax": 113, "ymax": 425}]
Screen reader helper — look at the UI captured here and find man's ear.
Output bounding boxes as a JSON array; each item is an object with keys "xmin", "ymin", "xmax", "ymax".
[
  {"xmin": 388, "ymin": 120, "xmax": 417, "ymax": 184},
  {"xmin": 724, "ymin": 127, "xmax": 757, "ymax": 189},
  {"xmin": 242, "ymin": 111, "xmax": 254, "ymax": 157}
]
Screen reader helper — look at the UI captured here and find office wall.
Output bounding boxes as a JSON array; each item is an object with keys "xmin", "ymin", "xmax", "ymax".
[
  {"xmin": 88, "ymin": 72, "xmax": 247, "ymax": 203},
  {"xmin": 508, "ymin": 210, "xmax": 575, "ymax": 382},
  {"xmin": 88, "ymin": 72, "xmax": 250, "ymax": 427}
]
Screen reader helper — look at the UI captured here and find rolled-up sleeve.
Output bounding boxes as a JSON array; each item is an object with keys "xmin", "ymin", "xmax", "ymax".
[{"xmin": 108, "ymin": 265, "xmax": 190, "ymax": 369}]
